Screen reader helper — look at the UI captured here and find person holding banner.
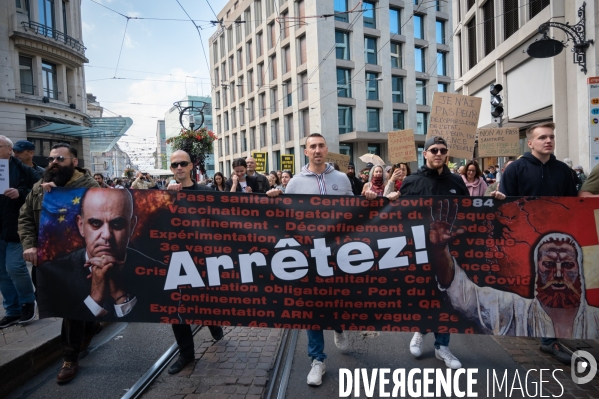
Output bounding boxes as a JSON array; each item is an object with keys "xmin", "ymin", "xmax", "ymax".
[
  {"xmin": 280, "ymin": 170, "xmax": 292, "ymax": 193},
  {"xmin": 166, "ymin": 150, "xmax": 224, "ymax": 374},
  {"xmin": 400, "ymin": 136, "xmax": 469, "ymax": 370},
  {"xmin": 361, "ymin": 165, "xmax": 387, "ymax": 197}
]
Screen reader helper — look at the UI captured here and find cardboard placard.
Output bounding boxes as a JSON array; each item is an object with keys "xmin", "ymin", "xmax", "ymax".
[
  {"xmin": 252, "ymin": 152, "xmax": 267, "ymax": 173},
  {"xmin": 388, "ymin": 129, "xmax": 417, "ymax": 163},
  {"xmin": 325, "ymin": 152, "xmax": 351, "ymax": 173},
  {"xmin": 477, "ymin": 127, "xmax": 521, "ymax": 157},
  {"xmin": 281, "ymin": 154, "xmax": 294, "ymax": 175},
  {"xmin": 429, "ymin": 93, "xmax": 482, "ymax": 159},
  {"xmin": 0, "ymin": 159, "xmax": 8, "ymax": 194}
]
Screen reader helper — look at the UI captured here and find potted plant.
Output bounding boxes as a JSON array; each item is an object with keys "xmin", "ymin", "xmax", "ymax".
[{"xmin": 166, "ymin": 127, "xmax": 217, "ymax": 179}]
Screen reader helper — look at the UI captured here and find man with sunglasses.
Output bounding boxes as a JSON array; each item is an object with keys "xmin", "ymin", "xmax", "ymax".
[
  {"xmin": 19, "ymin": 143, "xmax": 103, "ymax": 383},
  {"xmin": 400, "ymin": 136, "xmax": 469, "ymax": 369},
  {"xmin": 166, "ymin": 150, "xmax": 224, "ymax": 374}
]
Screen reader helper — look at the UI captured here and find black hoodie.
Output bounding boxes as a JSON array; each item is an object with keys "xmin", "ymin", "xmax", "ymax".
[
  {"xmin": 400, "ymin": 164, "xmax": 469, "ymax": 196},
  {"xmin": 501, "ymin": 152, "xmax": 577, "ymax": 197}
]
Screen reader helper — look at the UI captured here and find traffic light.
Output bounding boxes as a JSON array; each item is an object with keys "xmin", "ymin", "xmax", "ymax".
[{"xmin": 490, "ymin": 84, "xmax": 504, "ymax": 119}]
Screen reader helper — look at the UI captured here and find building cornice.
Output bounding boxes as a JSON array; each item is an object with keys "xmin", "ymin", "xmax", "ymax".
[{"xmin": 10, "ymin": 31, "xmax": 89, "ymax": 68}]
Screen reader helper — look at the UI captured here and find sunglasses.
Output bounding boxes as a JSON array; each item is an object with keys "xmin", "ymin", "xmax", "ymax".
[
  {"xmin": 47, "ymin": 156, "xmax": 74, "ymax": 163},
  {"xmin": 427, "ymin": 148, "xmax": 448, "ymax": 155},
  {"xmin": 171, "ymin": 161, "xmax": 190, "ymax": 168}
]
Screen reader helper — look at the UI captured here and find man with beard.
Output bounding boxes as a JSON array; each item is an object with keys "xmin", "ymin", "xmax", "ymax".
[
  {"xmin": 346, "ymin": 162, "xmax": 363, "ymax": 196},
  {"xmin": 496, "ymin": 121, "xmax": 578, "ymax": 363},
  {"xmin": 0, "ymin": 136, "xmax": 38, "ymax": 329},
  {"xmin": 19, "ymin": 143, "xmax": 103, "ymax": 383},
  {"xmin": 93, "ymin": 173, "xmax": 110, "ymax": 188}
]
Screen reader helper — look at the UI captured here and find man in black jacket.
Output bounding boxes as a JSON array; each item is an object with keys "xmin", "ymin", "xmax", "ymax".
[
  {"xmin": 245, "ymin": 157, "xmax": 268, "ymax": 193},
  {"xmin": 346, "ymin": 162, "xmax": 363, "ymax": 196},
  {"xmin": 501, "ymin": 121, "xmax": 577, "ymax": 364},
  {"xmin": 0, "ymin": 135, "xmax": 38, "ymax": 328},
  {"xmin": 400, "ymin": 136, "xmax": 468, "ymax": 369}
]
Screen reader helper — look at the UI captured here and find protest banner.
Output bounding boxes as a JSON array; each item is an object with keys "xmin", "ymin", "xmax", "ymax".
[
  {"xmin": 429, "ymin": 92, "xmax": 482, "ymax": 159},
  {"xmin": 252, "ymin": 152, "xmax": 267, "ymax": 173},
  {"xmin": 388, "ymin": 129, "xmax": 417, "ymax": 163},
  {"xmin": 36, "ymin": 189, "xmax": 599, "ymax": 338},
  {"xmin": 477, "ymin": 127, "xmax": 520, "ymax": 157},
  {"xmin": 281, "ymin": 154, "xmax": 294, "ymax": 174},
  {"xmin": 0, "ymin": 159, "xmax": 8, "ymax": 193},
  {"xmin": 325, "ymin": 152, "xmax": 351, "ymax": 172}
]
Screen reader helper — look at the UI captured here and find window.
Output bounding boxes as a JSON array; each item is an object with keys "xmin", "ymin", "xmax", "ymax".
[
  {"xmin": 39, "ymin": 0, "xmax": 55, "ymax": 33},
  {"xmin": 337, "ymin": 68, "xmax": 351, "ymax": 97},
  {"xmin": 214, "ymin": 67, "xmax": 220, "ymax": 86},
  {"xmin": 19, "ymin": 56, "xmax": 34, "ymax": 95},
  {"xmin": 335, "ymin": 31, "xmax": 350, "ymax": 60},
  {"xmin": 281, "ymin": 11, "xmax": 289, "ymax": 39},
  {"xmin": 254, "ymin": 0, "xmax": 262, "ymax": 28},
  {"xmin": 260, "ymin": 123, "xmax": 267, "ymax": 147},
  {"xmin": 364, "ymin": 37, "xmax": 377, "ymax": 64},
  {"xmin": 224, "ymin": 111, "xmax": 229, "ymax": 131},
  {"xmin": 248, "ymin": 70, "xmax": 254, "ymax": 92},
  {"xmin": 338, "ymin": 106, "xmax": 353, "ymax": 134},
  {"xmin": 246, "ymin": 41, "xmax": 253, "ymax": 64},
  {"xmin": 231, "ymin": 107, "xmax": 237, "ymax": 129},
  {"xmin": 334, "ymin": 0, "xmax": 349, "ymax": 22},
  {"xmin": 285, "ymin": 114, "xmax": 294, "ymax": 141},
  {"xmin": 284, "ymin": 80, "xmax": 292, "ymax": 107},
  {"xmin": 271, "ymin": 119, "xmax": 279, "ymax": 144},
  {"xmin": 339, "ymin": 143, "xmax": 353, "ymax": 160},
  {"xmin": 269, "ymin": 22, "xmax": 277, "ymax": 48},
  {"xmin": 390, "ymin": 42, "xmax": 402, "ymax": 69},
  {"xmin": 367, "ymin": 108, "xmax": 380, "ymax": 132},
  {"xmin": 215, "ymin": 91, "xmax": 221, "ymax": 109},
  {"xmin": 414, "ymin": 15, "xmax": 424, "ymax": 40},
  {"xmin": 416, "ymin": 80, "xmax": 426, "ymax": 105},
  {"xmin": 239, "ymin": 103, "xmax": 245, "ymax": 126},
  {"xmin": 249, "ymin": 99, "xmax": 255, "ymax": 120},
  {"xmin": 238, "ymin": 77, "xmax": 244, "ymax": 98},
  {"xmin": 483, "ymin": 0, "xmax": 495, "ymax": 55},
  {"xmin": 266, "ymin": 0, "xmax": 273, "ymax": 16},
  {"xmin": 223, "ymin": 88, "xmax": 228, "ymax": 106},
  {"xmin": 392, "ymin": 76, "xmax": 403, "ymax": 103},
  {"xmin": 225, "ymin": 135, "xmax": 230, "ymax": 154},
  {"xmin": 363, "ymin": 1, "xmax": 376, "ymax": 29},
  {"xmin": 296, "ymin": 0, "xmax": 306, "ymax": 26},
  {"xmin": 436, "ymin": 20, "xmax": 445, "ymax": 44},
  {"xmin": 300, "ymin": 108, "xmax": 310, "ymax": 136},
  {"xmin": 229, "ymin": 56, "xmax": 234, "ymax": 78},
  {"xmin": 218, "ymin": 139, "xmax": 223, "ymax": 157},
  {"xmin": 467, "ymin": 18, "xmax": 477, "ymax": 69},
  {"xmin": 273, "ymin": 150, "xmax": 280, "ymax": 170},
  {"xmin": 233, "ymin": 133, "xmax": 238, "ymax": 153},
  {"xmin": 235, "ymin": 18, "xmax": 242, "ymax": 45},
  {"xmin": 250, "ymin": 127, "xmax": 256, "ymax": 150},
  {"xmin": 222, "ymin": 61, "xmax": 227, "ymax": 80},
  {"xmin": 390, "ymin": 8, "xmax": 401, "ymax": 35},
  {"xmin": 530, "ymin": 0, "xmax": 550, "ymax": 19},
  {"xmin": 438, "ymin": 83, "xmax": 448, "ymax": 92},
  {"xmin": 270, "ymin": 55, "xmax": 277, "ymax": 81},
  {"xmin": 241, "ymin": 130, "xmax": 247, "ymax": 152},
  {"xmin": 283, "ymin": 46, "xmax": 291, "ymax": 73},
  {"xmin": 299, "ymin": 72, "xmax": 308, "ymax": 102},
  {"xmin": 467, "ymin": 0, "xmax": 475, "ymax": 9},
  {"xmin": 259, "ymin": 93, "xmax": 266, "ymax": 117},
  {"xmin": 42, "ymin": 61, "xmax": 57, "ymax": 99},
  {"xmin": 257, "ymin": 63, "xmax": 264, "ymax": 86},
  {"xmin": 244, "ymin": 8, "xmax": 252, "ymax": 36},
  {"xmin": 220, "ymin": 37, "xmax": 225, "ymax": 60},
  {"xmin": 415, "ymin": 47, "xmax": 425, "ymax": 72},
  {"xmin": 256, "ymin": 32, "xmax": 263, "ymax": 57},
  {"xmin": 368, "ymin": 143, "xmax": 381, "ymax": 156},
  {"xmin": 365, "ymin": 72, "xmax": 379, "ymax": 100},
  {"xmin": 417, "ymin": 112, "xmax": 428, "ymax": 135},
  {"xmin": 270, "ymin": 87, "xmax": 278, "ymax": 112},
  {"xmin": 227, "ymin": 27, "xmax": 233, "ymax": 51},
  {"xmin": 237, "ymin": 49, "xmax": 243, "ymax": 70},
  {"xmin": 230, "ymin": 82, "xmax": 236, "ymax": 102},
  {"xmin": 437, "ymin": 52, "xmax": 446, "ymax": 76},
  {"xmin": 213, "ymin": 42, "xmax": 219, "ymax": 64},
  {"xmin": 504, "ymin": 0, "xmax": 519, "ymax": 40},
  {"xmin": 393, "ymin": 110, "xmax": 405, "ymax": 130},
  {"xmin": 298, "ymin": 35, "xmax": 307, "ymax": 65}
]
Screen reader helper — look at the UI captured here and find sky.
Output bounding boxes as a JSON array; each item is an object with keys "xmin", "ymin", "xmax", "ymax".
[{"xmin": 82, "ymin": 0, "xmax": 228, "ymax": 169}]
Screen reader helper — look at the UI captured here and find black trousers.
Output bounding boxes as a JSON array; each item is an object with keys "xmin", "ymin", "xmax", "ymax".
[
  {"xmin": 172, "ymin": 324, "xmax": 195, "ymax": 359},
  {"xmin": 61, "ymin": 319, "xmax": 99, "ymax": 362}
]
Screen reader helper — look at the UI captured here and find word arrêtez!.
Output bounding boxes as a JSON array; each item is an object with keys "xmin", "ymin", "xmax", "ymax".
[{"xmin": 163, "ymin": 226, "xmax": 429, "ymax": 290}]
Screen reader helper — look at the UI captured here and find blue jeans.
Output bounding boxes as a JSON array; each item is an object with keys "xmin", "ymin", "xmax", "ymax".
[
  {"xmin": 421, "ymin": 332, "xmax": 450, "ymax": 349},
  {"xmin": 307, "ymin": 329, "xmax": 343, "ymax": 362},
  {"xmin": 541, "ymin": 337, "xmax": 557, "ymax": 346},
  {"xmin": 0, "ymin": 240, "xmax": 35, "ymax": 316}
]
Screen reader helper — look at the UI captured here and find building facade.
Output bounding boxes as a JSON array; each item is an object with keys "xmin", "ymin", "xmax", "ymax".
[
  {"xmin": 0, "ymin": 0, "xmax": 94, "ymax": 167},
  {"xmin": 453, "ymin": 0, "xmax": 599, "ymax": 170},
  {"xmin": 209, "ymin": 0, "xmax": 453, "ymax": 175}
]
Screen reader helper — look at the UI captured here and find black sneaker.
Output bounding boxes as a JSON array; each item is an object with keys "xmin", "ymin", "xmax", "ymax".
[
  {"xmin": 540, "ymin": 342, "xmax": 572, "ymax": 364},
  {"xmin": 19, "ymin": 302, "xmax": 37, "ymax": 324},
  {"xmin": 208, "ymin": 325, "xmax": 224, "ymax": 341},
  {"xmin": 168, "ymin": 356, "xmax": 194, "ymax": 374},
  {"xmin": 0, "ymin": 315, "xmax": 21, "ymax": 329}
]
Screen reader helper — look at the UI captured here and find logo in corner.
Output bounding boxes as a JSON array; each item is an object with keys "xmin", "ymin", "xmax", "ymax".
[
  {"xmin": 571, "ymin": 350, "xmax": 597, "ymax": 384},
  {"xmin": 332, "ymin": 184, "xmax": 339, "ymax": 190}
]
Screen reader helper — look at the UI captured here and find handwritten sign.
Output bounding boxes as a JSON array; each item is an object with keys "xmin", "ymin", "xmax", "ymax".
[
  {"xmin": 281, "ymin": 154, "xmax": 294, "ymax": 174},
  {"xmin": 252, "ymin": 152, "xmax": 267, "ymax": 173},
  {"xmin": 325, "ymin": 152, "xmax": 351, "ymax": 173},
  {"xmin": 0, "ymin": 159, "xmax": 8, "ymax": 194},
  {"xmin": 477, "ymin": 127, "xmax": 520, "ymax": 157},
  {"xmin": 388, "ymin": 129, "xmax": 417, "ymax": 163},
  {"xmin": 429, "ymin": 93, "xmax": 482, "ymax": 159}
]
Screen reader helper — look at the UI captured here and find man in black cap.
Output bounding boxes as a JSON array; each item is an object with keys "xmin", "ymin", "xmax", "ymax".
[
  {"xmin": 13, "ymin": 140, "xmax": 44, "ymax": 179},
  {"xmin": 346, "ymin": 162, "xmax": 363, "ymax": 195},
  {"xmin": 400, "ymin": 135, "xmax": 469, "ymax": 369}
]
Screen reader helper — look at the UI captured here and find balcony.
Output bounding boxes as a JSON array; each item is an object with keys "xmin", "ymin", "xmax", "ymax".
[{"xmin": 21, "ymin": 21, "xmax": 86, "ymax": 53}]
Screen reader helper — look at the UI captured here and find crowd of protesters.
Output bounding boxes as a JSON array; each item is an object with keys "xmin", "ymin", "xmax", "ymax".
[{"xmin": 2, "ymin": 127, "xmax": 599, "ymax": 387}]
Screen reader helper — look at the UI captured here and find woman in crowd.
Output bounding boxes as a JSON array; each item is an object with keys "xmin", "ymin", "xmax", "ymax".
[
  {"xmin": 461, "ymin": 160, "xmax": 488, "ymax": 196},
  {"xmin": 226, "ymin": 158, "xmax": 258, "ymax": 193},
  {"xmin": 383, "ymin": 162, "xmax": 411, "ymax": 196},
  {"xmin": 361, "ymin": 165, "xmax": 387, "ymax": 197},
  {"xmin": 212, "ymin": 172, "xmax": 227, "ymax": 191},
  {"xmin": 268, "ymin": 172, "xmax": 283, "ymax": 191},
  {"xmin": 280, "ymin": 170, "xmax": 293, "ymax": 193}
]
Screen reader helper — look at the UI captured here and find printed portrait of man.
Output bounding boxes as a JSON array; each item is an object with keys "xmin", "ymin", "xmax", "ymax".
[
  {"xmin": 37, "ymin": 188, "xmax": 165, "ymax": 321},
  {"xmin": 433, "ymin": 223, "xmax": 599, "ymax": 338}
]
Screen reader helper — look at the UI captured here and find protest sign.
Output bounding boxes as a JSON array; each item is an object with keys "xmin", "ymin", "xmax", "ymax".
[
  {"xmin": 0, "ymin": 159, "xmax": 8, "ymax": 193},
  {"xmin": 477, "ymin": 127, "xmax": 520, "ymax": 157},
  {"xmin": 388, "ymin": 129, "xmax": 417, "ymax": 163},
  {"xmin": 325, "ymin": 152, "xmax": 351, "ymax": 172},
  {"xmin": 36, "ymin": 188, "xmax": 599, "ymax": 338},
  {"xmin": 252, "ymin": 152, "xmax": 267, "ymax": 173},
  {"xmin": 281, "ymin": 154, "xmax": 294, "ymax": 174},
  {"xmin": 429, "ymin": 92, "xmax": 482, "ymax": 159}
]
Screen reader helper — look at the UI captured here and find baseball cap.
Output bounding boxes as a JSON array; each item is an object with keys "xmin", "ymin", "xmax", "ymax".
[
  {"xmin": 366, "ymin": 162, "xmax": 374, "ymax": 168},
  {"xmin": 424, "ymin": 136, "xmax": 448, "ymax": 151},
  {"xmin": 13, "ymin": 140, "xmax": 35, "ymax": 152},
  {"xmin": 348, "ymin": 162, "xmax": 355, "ymax": 168},
  {"xmin": 385, "ymin": 165, "xmax": 392, "ymax": 173}
]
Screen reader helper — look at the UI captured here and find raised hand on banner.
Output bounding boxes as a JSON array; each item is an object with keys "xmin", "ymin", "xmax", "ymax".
[
  {"xmin": 86, "ymin": 255, "xmax": 125, "ymax": 307},
  {"xmin": 429, "ymin": 199, "xmax": 464, "ymax": 288}
]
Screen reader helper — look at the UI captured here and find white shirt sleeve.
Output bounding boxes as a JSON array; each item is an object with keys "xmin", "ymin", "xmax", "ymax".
[{"xmin": 84, "ymin": 295, "xmax": 108, "ymax": 317}]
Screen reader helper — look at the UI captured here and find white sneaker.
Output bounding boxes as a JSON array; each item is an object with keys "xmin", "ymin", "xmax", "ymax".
[
  {"xmin": 435, "ymin": 346, "xmax": 462, "ymax": 369},
  {"xmin": 307, "ymin": 359, "xmax": 326, "ymax": 386},
  {"xmin": 334, "ymin": 331, "xmax": 349, "ymax": 351},
  {"xmin": 409, "ymin": 332, "xmax": 424, "ymax": 357}
]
